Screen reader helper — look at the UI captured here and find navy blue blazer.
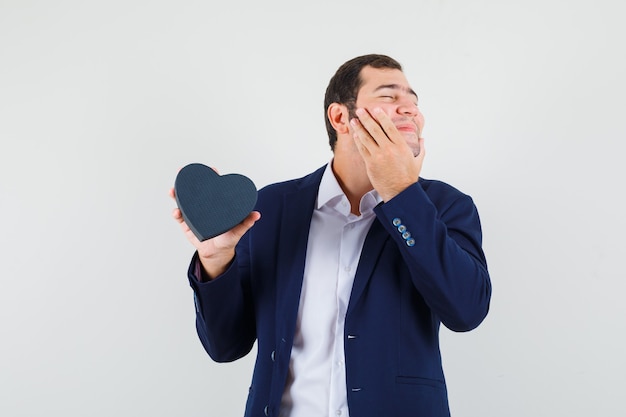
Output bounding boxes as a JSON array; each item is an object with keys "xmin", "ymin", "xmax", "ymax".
[{"xmin": 187, "ymin": 165, "xmax": 491, "ymax": 417}]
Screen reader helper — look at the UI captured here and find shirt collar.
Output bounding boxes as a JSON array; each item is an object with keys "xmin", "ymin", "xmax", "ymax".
[{"xmin": 317, "ymin": 160, "xmax": 382, "ymax": 216}]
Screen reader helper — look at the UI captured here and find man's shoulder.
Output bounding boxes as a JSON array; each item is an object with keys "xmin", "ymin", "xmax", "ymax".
[
  {"xmin": 258, "ymin": 165, "xmax": 326, "ymax": 197},
  {"xmin": 418, "ymin": 177, "xmax": 473, "ymax": 205},
  {"xmin": 251, "ymin": 166, "xmax": 325, "ymax": 221},
  {"xmin": 419, "ymin": 177, "xmax": 463, "ymax": 193}
]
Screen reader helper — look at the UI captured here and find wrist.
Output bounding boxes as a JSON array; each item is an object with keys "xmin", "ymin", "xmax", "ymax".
[{"xmin": 198, "ymin": 251, "xmax": 235, "ymax": 280}]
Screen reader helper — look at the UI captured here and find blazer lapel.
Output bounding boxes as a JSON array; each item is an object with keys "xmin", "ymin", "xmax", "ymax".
[
  {"xmin": 346, "ymin": 218, "xmax": 390, "ymax": 317},
  {"xmin": 273, "ymin": 167, "xmax": 324, "ymax": 342}
]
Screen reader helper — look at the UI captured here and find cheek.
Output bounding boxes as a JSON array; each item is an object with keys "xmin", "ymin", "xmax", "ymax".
[
  {"xmin": 415, "ymin": 111, "xmax": 425, "ymax": 131},
  {"xmin": 365, "ymin": 104, "xmax": 395, "ymax": 117}
]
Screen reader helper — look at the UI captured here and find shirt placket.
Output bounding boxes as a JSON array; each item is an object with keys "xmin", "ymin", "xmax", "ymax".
[{"xmin": 328, "ymin": 218, "xmax": 359, "ymax": 417}]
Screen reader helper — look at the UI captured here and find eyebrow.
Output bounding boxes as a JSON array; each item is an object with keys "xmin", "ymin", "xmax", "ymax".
[{"xmin": 373, "ymin": 84, "xmax": 418, "ymax": 100}]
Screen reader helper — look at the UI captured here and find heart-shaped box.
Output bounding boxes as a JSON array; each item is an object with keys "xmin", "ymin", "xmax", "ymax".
[{"xmin": 175, "ymin": 163, "xmax": 257, "ymax": 241}]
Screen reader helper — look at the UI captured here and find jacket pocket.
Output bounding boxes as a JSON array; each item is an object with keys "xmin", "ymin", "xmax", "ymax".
[
  {"xmin": 395, "ymin": 376, "xmax": 445, "ymax": 389},
  {"xmin": 394, "ymin": 377, "xmax": 449, "ymax": 417}
]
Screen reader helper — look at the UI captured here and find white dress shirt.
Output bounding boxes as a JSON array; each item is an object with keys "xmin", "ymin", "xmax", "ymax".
[{"xmin": 280, "ymin": 162, "xmax": 382, "ymax": 417}]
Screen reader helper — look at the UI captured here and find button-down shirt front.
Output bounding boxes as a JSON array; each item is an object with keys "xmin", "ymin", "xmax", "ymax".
[{"xmin": 280, "ymin": 162, "xmax": 381, "ymax": 417}]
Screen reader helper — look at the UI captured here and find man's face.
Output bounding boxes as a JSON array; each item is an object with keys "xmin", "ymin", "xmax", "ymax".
[{"xmin": 351, "ymin": 66, "xmax": 424, "ymax": 156}]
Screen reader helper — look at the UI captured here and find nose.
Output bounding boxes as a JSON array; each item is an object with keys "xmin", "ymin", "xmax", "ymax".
[{"xmin": 397, "ymin": 98, "xmax": 419, "ymax": 118}]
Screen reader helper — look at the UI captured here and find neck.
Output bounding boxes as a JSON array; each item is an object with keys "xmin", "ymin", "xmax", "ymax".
[{"xmin": 331, "ymin": 153, "xmax": 373, "ymax": 216}]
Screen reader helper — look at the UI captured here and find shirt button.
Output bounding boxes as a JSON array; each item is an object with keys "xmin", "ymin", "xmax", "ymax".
[
  {"xmin": 271, "ymin": 351, "xmax": 275, "ymax": 362},
  {"xmin": 406, "ymin": 238, "xmax": 416, "ymax": 247},
  {"xmin": 264, "ymin": 405, "xmax": 270, "ymax": 416},
  {"xmin": 397, "ymin": 224, "xmax": 407, "ymax": 233},
  {"xmin": 392, "ymin": 217, "xmax": 402, "ymax": 226},
  {"xmin": 336, "ymin": 410, "xmax": 342, "ymax": 416},
  {"xmin": 402, "ymin": 231, "xmax": 411, "ymax": 240}
]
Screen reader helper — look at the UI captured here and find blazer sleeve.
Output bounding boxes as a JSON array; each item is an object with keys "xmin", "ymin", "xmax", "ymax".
[
  {"xmin": 373, "ymin": 180, "xmax": 492, "ymax": 332},
  {"xmin": 186, "ymin": 250, "xmax": 256, "ymax": 363}
]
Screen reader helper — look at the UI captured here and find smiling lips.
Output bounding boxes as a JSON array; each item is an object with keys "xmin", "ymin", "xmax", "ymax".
[{"xmin": 395, "ymin": 122, "xmax": 418, "ymax": 134}]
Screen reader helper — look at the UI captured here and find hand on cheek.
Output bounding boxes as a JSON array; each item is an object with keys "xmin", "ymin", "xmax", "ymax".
[{"xmin": 350, "ymin": 108, "xmax": 423, "ymax": 202}]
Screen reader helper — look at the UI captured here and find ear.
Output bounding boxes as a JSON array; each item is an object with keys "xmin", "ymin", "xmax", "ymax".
[{"xmin": 327, "ymin": 103, "xmax": 351, "ymax": 136}]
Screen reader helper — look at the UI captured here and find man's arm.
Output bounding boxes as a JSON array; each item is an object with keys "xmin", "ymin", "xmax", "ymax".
[
  {"xmin": 170, "ymin": 186, "xmax": 260, "ymax": 361},
  {"xmin": 352, "ymin": 108, "xmax": 491, "ymax": 330},
  {"xmin": 375, "ymin": 183, "xmax": 491, "ymax": 331}
]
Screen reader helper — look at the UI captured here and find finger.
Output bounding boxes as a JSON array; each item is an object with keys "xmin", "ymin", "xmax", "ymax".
[
  {"xmin": 370, "ymin": 108, "xmax": 401, "ymax": 144},
  {"xmin": 172, "ymin": 207, "xmax": 184, "ymax": 222},
  {"xmin": 169, "ymin": 187, "xmax": 176, "ymax": 199},
  {"xmin": 354, "ymin": 108, "xmax": 388, "ymax": 145},
  {"xmin": 350, "ymin": 118, "xmax": 374, "ymax": 156},
  {"xmin": 172, "ymin": 209, "xmax": 193, "ymax": 236},
  {"xmin": 228, "ymin": 211, "xmax": 261, "ymax": 240},
  {"xmin": 352, "ymin": 132, "xmax": 372, "ymax": 158}
]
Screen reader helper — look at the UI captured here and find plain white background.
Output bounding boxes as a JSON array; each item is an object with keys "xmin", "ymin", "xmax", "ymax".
[{"xmin": 1, "ymin": 0, "xmax": 625, "ymax": 415}]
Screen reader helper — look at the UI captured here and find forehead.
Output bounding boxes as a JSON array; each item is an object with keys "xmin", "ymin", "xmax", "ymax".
[{"xmin": 357, "ymin": 66, "xmax": 416, "ymax": 96}]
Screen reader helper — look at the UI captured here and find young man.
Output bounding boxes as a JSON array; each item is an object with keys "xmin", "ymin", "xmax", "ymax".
[{"xmin": 171, "ymin": 54, "xmax": 491, "ymax": 417}]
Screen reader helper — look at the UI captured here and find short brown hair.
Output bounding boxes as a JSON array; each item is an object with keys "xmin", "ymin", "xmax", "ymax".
[{"xmin": 324, "ymin": 54, "xmax": 403, "ymax": 150}]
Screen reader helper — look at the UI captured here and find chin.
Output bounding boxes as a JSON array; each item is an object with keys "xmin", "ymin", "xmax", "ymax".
[
  {"xmin": 407, "ymin": 140, "xmax": 420, "ymax": 157},
  {"xmin": 402, "ymin": 135, "xmax": 420, "ymax": 157}
]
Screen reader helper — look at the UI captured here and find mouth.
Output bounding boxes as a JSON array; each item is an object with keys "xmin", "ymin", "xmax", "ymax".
[{"xmin": 395, "ymin": 123, "xmax": 418, "ymax": 134}]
